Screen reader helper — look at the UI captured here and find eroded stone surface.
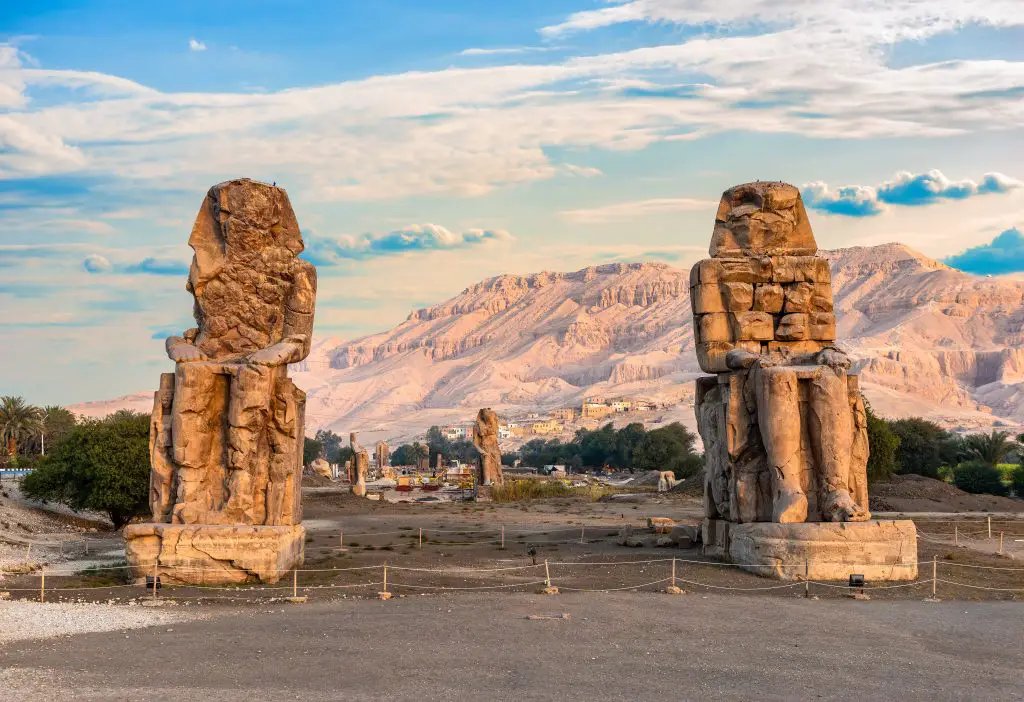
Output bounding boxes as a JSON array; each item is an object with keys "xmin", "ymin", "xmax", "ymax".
[
  {"xmin": 691, "ymin": 181, "xmax": 898, "ymax": 577},
  {"xmin": 725, "ymin": 520, "xmax": 919, "ymax": 581},
  {"xmin": 127, "ymin": 179, "xmax": 315, "ymax": 586},
  {"xmin": 351, "ymin": 432, "xmax": 368, "ymax": 497},
  {"xmin": 471, "ymin": 408, "xmax": 503, "ymax": 485}
]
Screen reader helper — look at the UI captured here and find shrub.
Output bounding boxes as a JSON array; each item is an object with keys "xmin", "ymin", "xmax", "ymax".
[
  {"xmin": 1010, "ymin": 465, "xmax": 1024, "ymax": 498},
  {"xmin": 864, "ymin": 404, "xmax": 899, "ymax": 481},
  {"xmin": 953, "ymin": 460, "xmax": 1008, "ymax": 496},
  {"xmin": 21, "ymin": 410, "xmax": 150, "ymax": 529},
  {"xmin": 889, "ymin": 417, "xmax": 949, "ymax": 479}
]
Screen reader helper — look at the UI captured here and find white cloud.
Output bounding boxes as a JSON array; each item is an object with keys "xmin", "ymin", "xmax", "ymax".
[
  {"xmin": 305, "ymin": 224, "xmax": 513, "ymax": 264},
  {"xmin": 560, "ymin": 197, "xmax": 716, "ymax": 223},
  {"xmin": 188, "ymin": 38, "xmax": 206, "ymax": 52},
  {"xmin": 563, "ymin": 164, "xmax": 603, "ymax": 178},
  {"xmin": 0, "ymin": 4, "xmax": 1021, "ymax": 200}
]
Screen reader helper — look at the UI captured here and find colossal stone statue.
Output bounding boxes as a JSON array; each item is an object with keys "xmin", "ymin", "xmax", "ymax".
[
  {"xmin": 350, "ymin": 432, "xmax": 369, "ymax": 497},
  {"xmin": 375, "ymin": 441, "xmax": 390, "ymax": 477},
  {"xmin": 124, "ymin": 179, "xmax": 315, "ymax": 585},
  {"xmin": 471, "ymin": 408, "xmax": 503, "ymax": 486},
  {"xmin": 692, "ymin": 182, "xmax": 917, "ymax": 581}
]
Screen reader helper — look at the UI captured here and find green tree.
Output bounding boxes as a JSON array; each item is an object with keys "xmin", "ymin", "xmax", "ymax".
[
  {"xmin": 953, "ymin": 459, "xmax": 1008, "ymax": 496},
  {"xmin": 21, "ymin": 411, "xmax": 150, "ymax": 529},
  {"xmin": 303, "ymin": 437, "xmax": 324, "ymax": 466},
  {"xmin": 0, "ymin": 395, "xmax": 44, "ymax": 459},
  {"xmin": 864, "ymin": 404, "xmax": 899, "ymax": 481},
  {"xmin": 632, "ymin": 422, "xmax": 702, "ymax": 479},
  {"xmin": 962, "ymin": 430, "xmax": 1012, "ymax": 468},
  {"xmin": 889, "ymin": 417, "xmax": 948, "ymax": 479},
  {"xmin": 39, "ymin": 405, "xmax": 77, "ymax": 456},
  {"xmin": 578, "ymin": 423, "xmax": 617, "ymax": 468},
  {"xmin": 314, "ymin": 429, "xmax": 349, "ymax": 465},
  {"xmin": 614, "ymin": 423, "xmax": 647, "ymax": 470},
  {"xmin": 390, "ymin": 444, "xmax": 417, "ymax": 466}
]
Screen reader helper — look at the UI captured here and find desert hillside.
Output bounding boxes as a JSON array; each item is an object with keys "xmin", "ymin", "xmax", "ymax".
[{"xmin": 74, "ymin": 244, "xmax": 1024, "ymax": 443}]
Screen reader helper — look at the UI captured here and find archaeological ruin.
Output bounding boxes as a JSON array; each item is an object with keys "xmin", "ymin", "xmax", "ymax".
[
  {"xmin": 123, "ymin": 179, "xmax": 316, "ymax": 585},
  {"xmin": 692, "ymin": 181, "xmax": 918, "ymax": 581}
]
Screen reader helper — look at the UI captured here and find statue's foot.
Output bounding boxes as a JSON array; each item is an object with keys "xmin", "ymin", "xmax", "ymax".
[
  {"xmin": 773, "ymin": 489, "xmax": 808, "ymax": 523},
  {"xmin": 825, "ymin": 490, "xmax": 870, "ymax": 522}
]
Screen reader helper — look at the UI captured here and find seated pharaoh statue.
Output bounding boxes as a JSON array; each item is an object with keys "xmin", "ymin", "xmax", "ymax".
[
  {"xmin": 693, "ymin": 181, "xmax": 870, "ymax": 527},
  {"xmin": 124, "ymin": 179, "xmax": 315, "ymax": 585}
]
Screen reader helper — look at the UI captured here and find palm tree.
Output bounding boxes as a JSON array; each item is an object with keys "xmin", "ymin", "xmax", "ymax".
[
  {"xmin": 40, "ymin": 405, "xmax": 77, "ymax": 456},
  {"xmin": 962, "ymin": 430, "xmax": 1012, "ymax": 468},
  {"xmin": 0, "ymin": 396, "xmax": 44, "ymax": 459}
]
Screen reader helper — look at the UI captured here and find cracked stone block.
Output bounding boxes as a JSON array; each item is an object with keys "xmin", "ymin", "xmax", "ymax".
[
  {"xmin": 783, "ymin": 282, "xmax": 813, "ymax": 313},
  {"xmin": 753, "ymin": 284, "xmax": 784, "ymax": 313},
  {"xmin": 691, "ymin": 284, "xmax": 726, "ymax": 314},
  {"xmin": 809, "ymin": 311, "xmax": 837, "ymax": 340},
  {"xmin": 699, "ymin": 313, "xmax": 731, "ymax": 342},
  {"xmin": 776, "ymin": 313, "xmax": 809, "ymax": 341},
  {"xmin": 730, "ymin": 311, "xmax": 774, "ymax": 341},
  {"xmin": 723, "ymin": 282, "xmax": 754, "ymax": 311}
]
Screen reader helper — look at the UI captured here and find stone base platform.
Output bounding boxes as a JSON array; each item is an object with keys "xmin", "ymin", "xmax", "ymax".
[
  {"xmin": 124, "ymin": 523, "xmax": 305, "ymax": 586},
  {"xmin": 702, "ymin": 519, "xmax": 918, "ymax": 581}
]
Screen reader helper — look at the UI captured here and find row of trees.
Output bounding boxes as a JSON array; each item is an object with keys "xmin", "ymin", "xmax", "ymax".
[
  {"xmin": 303, "ymin": 429, "xmax": 355, "ymax": 467},
  {"xmin": 865, "ymin": 408, "xmax": 1024, "ymax": 496},
  {"xmin": 514, "ymin": 422, "xmax": 703, "ymax": 478},
  {"xmin": 0, "ymin": 396, "xmax": 77, "ymax": 463}
]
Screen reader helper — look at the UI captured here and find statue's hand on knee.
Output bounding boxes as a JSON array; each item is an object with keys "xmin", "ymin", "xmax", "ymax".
[
  {"xmin": 166, "ymin": 336, "xmax": 208, "ymax": 363},
  {"xmin": 247, "ymin": 337, "xmax": 305, "ymax": 366},
  {"xmin": 815, "ymin": 347, "xmax": 851, "ymax": 374}
]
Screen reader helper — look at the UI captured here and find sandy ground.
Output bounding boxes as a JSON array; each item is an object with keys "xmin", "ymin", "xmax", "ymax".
[
  {"xmin": 3, "ymin": 491, "xmax": 1021, "ymax": 603},
  {"xmin": 1, "ymin": 593, "xmax": 1021, "ymax": 702}
]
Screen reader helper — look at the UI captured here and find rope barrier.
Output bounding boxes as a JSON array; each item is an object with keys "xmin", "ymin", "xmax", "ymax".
[
  {"xmin": 558, "ymin": 578, "xmax": 673, "ymax": 593},
  {"xmin": 389, "ymin": 581, "xmax": 548, "ymax": 591},
  {"xmin": 935, "ymin": 579, "xmax": 1024, "ymax": 593}
]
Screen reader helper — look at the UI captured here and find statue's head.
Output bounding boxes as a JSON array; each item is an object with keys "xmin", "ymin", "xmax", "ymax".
[
  {"xmin": 186, "ymin": 179, "xmax": 304, "ymax": 298},
  {"xmin": 710, "ymin": 181, "xmax": 816, "ymax": 258}
]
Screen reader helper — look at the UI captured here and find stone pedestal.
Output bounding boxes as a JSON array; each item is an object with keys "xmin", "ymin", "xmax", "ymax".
[
  {"xmin": 703, "ymin": 518, "xmax": 918, "ymax": 581},
  {"xmin": 124, "ymin": 523, "xmax": 305, "ymax": 585}
]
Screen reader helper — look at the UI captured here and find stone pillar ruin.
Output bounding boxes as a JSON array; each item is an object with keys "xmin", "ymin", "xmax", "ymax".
[
  {"xmin": 350, "ymin": 432, "xmax": 368, "ymax": 497},
  {"xmin": 375, "ymin": 441, "xmax": 390, "ymax": 478},
  {"xmin": 124, "ymin": 179, "xmax": 315, "ymax": 585},
  {"xmin": 692, "ymin": 181, "xmax": 917, "ymax": 581},
  {"xmin": 471, "ymin": 408, "xmax": 503, "ymax": 486}
]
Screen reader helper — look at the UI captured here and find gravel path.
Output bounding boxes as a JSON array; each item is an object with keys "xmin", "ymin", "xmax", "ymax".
[{"xmin": 0, "ymin": 600, "xmax": 207, "ymax": 644}]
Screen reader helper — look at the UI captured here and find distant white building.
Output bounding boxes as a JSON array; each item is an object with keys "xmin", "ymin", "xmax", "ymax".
[{"xmin": 442, "ymin": 425, "xmax": 469, "ymax": 441}]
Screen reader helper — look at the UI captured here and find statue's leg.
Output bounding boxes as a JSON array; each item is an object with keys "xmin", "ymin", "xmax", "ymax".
[
  {"xmin": 169, "ymin": 363, "xmax": 220, "ymax": 524},
  {"xmin": 223, "ymin": 364, "xmax": 274, "ymax": 523},
  {"xmin": 266, "ymin": 377, "xmax": 300, "ymax": 526},
  {"xmin": 751, "ymin": 364, "xmax": 807, "ymax": 523},
  {"xmin": 808, "ymin": 367, "xmax": 870, "ymax": 522}
]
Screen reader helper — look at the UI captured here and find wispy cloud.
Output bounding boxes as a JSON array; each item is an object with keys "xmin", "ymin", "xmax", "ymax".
[
  {"xmin": 188, "ymin": 38, "xmax": 206, "ymax": 52},
  {"xmin": 560, "ymin": 197, "xmax": 715, "ymax": 223},
  {"xmin": 305, "ymin": 224, "xmax": 513, "ymax": 265},
  {"xmin": 944, "ymin": 228, "xmax": 1024, "ymax": 275},
  {"xmin": 802, "ymin": 170, "xmax": 1022, "ymax": 217}
]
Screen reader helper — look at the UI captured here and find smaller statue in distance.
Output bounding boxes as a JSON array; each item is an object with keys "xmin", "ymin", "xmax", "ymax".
[{"xmin": 471, "ymin": 408, "xmax": 503, "ymax": 485}]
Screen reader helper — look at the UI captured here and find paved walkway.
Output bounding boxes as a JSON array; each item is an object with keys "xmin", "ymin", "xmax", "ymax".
[{"xmin": 1, "ymin": 593, "xmax": 1021, "ymax": 701}]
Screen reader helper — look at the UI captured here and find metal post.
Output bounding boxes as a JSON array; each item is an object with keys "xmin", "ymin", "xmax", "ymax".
[
  {"xmin": 671, "ymin": 558, "xmax": 677, "ymax": 589},
  {"xmin": 988, "ymin": 516, "xmax": 992, "ymax": 539},
  {"xmin": 292, "ymin": 569, "xmax": 298, "ymax": 599},
  {"xmin": 999, "ymin": 531, "xmax": 1004, "ymax": 555},
  {"xmin": 419, "ymin": 527, "xmax": 423, "ymax": 549},
  {"xmin": 544, "ymin": 559, "xmax": 551, "ymax": 588},
  {"xmin": 804, "ymin": 559, "xmax": 809, "ymax": 598},
  {"xmin": 932, "ymin": 556, "xmax": 937, "ymax": 598},
  {"xmin": 501, "ymin": 525, "xmax": 505, "ymax": 549},
  {"xmin": 339, "ymin": 530, "xmax": 343, "ymax": 549},
  {"xmin": 40, "ymin": 571, "xmax": 45, "ymax": 603},
  {"xmin": 383, "ymin": 564, "xmax": 388, "ymax": 593}
]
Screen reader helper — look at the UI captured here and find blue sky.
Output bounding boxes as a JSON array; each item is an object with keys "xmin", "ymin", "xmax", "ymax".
[{"xmin": 3, "ymin": 1, "xmax": 1024, "ymax": 404}]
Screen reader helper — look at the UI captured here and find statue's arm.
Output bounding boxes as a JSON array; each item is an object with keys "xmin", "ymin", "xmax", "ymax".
[
  {"xmin": 165, "ymin": 329, "xmax": 207, "ymax": 363},
  {"xmin": 247, "ymin": 260, "xmax": 317, "ymax": 367}
]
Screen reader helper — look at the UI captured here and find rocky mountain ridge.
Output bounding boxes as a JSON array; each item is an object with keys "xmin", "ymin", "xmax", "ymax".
[{"xmin": 74, "ymin": 245, "xmax": 1024, "ymax": 444}]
